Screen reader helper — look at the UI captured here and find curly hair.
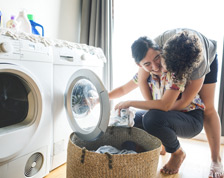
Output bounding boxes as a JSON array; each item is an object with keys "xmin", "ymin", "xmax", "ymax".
[{"xmin": 162, "ymin": 31, "xmax": 202, "ymax": 84}]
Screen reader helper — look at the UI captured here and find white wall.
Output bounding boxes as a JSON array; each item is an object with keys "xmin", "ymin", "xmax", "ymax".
[
  {"xmin": 113, "ymin": 0, "xmax": 224, "ymax": 110},
  {"xmin": 57, "ymin": 0, "xmax": 81, "ymax": 42},
  {"xmin": 0, "ymin": 0, "xmax": 81, "ymax": 42}
]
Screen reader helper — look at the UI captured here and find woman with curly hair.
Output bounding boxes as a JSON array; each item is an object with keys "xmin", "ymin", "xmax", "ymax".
[
  {"xmin": 111, "ymin": 31, "xmax": 205, "ymax": 174},
  {"xmin": 162, "ymin": 31, "xmax": 202, "ymax": 85}
]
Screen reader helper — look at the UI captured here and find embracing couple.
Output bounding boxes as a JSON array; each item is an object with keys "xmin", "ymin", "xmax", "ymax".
[{"xmin": 109, "ymin": 28, "xmax": 222, "ymax": 178}]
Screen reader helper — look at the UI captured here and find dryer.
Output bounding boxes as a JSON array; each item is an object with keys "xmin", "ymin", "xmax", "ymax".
[
  {"xmin": 51, "ymin": 45, "xmax": 105, "ymax": 170},
  {"xmin": 0, "ymin": 34, "xmax": 53, "ymax": 178}
]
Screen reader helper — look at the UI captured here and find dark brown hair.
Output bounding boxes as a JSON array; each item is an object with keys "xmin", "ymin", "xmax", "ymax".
[{"xmin": 162, "ymin": 31, "xmax": 202, "ymax": 84}]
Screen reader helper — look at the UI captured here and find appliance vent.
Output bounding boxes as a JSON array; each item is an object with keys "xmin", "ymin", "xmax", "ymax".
[{"xmin": 24, "ymin": 152, "xmax": 44, "ymax": 177}]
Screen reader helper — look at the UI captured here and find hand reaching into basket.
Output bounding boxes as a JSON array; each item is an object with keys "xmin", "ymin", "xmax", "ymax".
[
  {"xmin": 115, "ymin": 100, "xmax": 167, "ymax": 156},
  {"xmin": 114, "ymin": 101, "xmax": 131, "ymax": 116}
]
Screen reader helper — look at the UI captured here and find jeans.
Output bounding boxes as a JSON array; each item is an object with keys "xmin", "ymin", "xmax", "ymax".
[{"xmin": 134, "ymin": 109, "xmax": 204, "ymax": 153}]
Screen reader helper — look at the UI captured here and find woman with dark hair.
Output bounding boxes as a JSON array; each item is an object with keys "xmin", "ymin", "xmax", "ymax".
[
  {"xmin": 112, "ymin": 31, "xmax": 205, "ymax": 174},
  {"xmin": 136, "ymin": 28, "xmax": 221, "ymax": 177}
]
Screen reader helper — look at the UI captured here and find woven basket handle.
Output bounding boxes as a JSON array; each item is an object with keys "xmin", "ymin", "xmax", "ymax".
[
  {"xmin": 80, "ymin": 147, "xmax": 113, "ymax": 169},
  {"xmin": 81, "ymin": 147, "xmax": 86, "ymax": 163},
  {"xmin": 105, "ymin": 152, "xmax": 113, "ymax": 169}
]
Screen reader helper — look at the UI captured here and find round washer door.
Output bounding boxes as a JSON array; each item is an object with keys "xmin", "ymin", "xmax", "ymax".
[
  {"xmin": 0, "ymin": 63, "xmax": 43, "ymax": 162},
  {"xmin": 65, "ymin": 69, "xmax": 110, "ymax": 141}
]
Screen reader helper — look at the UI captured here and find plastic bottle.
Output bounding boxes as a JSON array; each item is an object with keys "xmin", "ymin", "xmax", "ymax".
[
  {"xmin": 0, "ymin": 10, "xmax": 3, "ymax": 27},
  {"xmin": 6, "ymin": 15, "xmax": 18, "ymax": 30},
  {"xmin": 16, "ymin": 10, "xmax": 31, "ymax": 33},
  {"xmin": 27, "ymin": 14, "xmax": 44, "ymax": 36}
]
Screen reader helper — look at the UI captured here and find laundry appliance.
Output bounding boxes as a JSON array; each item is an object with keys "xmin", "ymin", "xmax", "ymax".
[
  {"xmin": 51, "ymin": 44, "xmax": 105, "ymax": 170},
  {"xmin": 0, "ymin": 33, "xmax": 53, "ymax": 178}
]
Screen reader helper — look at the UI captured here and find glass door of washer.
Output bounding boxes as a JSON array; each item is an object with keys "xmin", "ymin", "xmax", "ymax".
[{"xmin": 65, "ymin": 69, "xmax": 110, "ymax": 141}]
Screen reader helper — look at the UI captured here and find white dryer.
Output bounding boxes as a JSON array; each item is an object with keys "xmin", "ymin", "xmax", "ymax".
[
  {"xmin": 51, "ymin": 45, "xmax": 105, "ymax": 170},
  {"xmin": 0, "ymin": 34, "xmax": 53, "ymax": 178}
]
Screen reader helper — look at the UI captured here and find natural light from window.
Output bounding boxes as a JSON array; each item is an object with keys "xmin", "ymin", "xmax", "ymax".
[{"xmin": 112, "ymin": 0, "xmax": 224, "ymax": 114}]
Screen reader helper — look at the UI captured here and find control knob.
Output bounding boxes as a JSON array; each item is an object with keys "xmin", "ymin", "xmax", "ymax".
[{"xmin": 0, "ymin": 42, "xmax": 13, "ymax": 53}]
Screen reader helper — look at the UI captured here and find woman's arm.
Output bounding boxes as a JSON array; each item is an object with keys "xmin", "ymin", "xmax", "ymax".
[
  {"xmin": 115, "ymin": 89, "xmax": 180, "ymax": 111},
  {"xmin": 171, "ymin": 77, "xmax": 204, "ymax": 110},
  {"xmin": 108, "ymin": 79, "xmax": 138, "ymax": 100},
  {"xmin": 137, "ymin": 67, "xmax": 153, "ymax": 100}
]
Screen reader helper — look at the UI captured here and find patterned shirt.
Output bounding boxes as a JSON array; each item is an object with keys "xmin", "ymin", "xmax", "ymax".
[{"xmin": 133, "ymin": 72, "xmax": 205, "ymax": 112}]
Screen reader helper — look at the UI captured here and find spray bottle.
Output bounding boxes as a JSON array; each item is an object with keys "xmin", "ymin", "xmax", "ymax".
[{"xmin": 0, "ymin": 10, "xmax": 3, "ymax": 27}]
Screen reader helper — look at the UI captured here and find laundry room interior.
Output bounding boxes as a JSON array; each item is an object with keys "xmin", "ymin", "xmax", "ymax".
[{"xmin": 1, "ymin": 0, "xmax": 224, "ymax": 178}]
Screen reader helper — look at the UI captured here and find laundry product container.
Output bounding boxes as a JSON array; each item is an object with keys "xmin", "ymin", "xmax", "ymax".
[{"xmin": 64, "ymin": 69, "xmax": 161, "ymax": 178}]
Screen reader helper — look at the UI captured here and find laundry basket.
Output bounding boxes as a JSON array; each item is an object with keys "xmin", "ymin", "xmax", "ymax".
[{"xmin": 67, "ymin": 126, "xmax": 161, "ymax": 178}]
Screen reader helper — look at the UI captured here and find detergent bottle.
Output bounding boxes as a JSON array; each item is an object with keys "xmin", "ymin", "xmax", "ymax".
[
  {"xmin": 6, "ymin": 15, "xmax": 18, "ymax": 30},
  {"xmin": 0, "ymin": 10, "xmax": 3, "ymax": 27},
  {"xmin": 16, "ymin": 10, "xmax": 32, "ymax": 33},
  {"xmin": 27, "ymin": 14, "xmax": 44, "ymax": 36}
]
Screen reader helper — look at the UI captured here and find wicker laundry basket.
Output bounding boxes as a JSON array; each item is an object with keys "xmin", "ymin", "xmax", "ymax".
[{"xmin": 67, "ymin": 126, "xmax": 161, "ymax": 178}]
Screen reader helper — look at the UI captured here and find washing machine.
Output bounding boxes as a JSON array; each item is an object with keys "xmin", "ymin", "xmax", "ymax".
[
  {"xmin": 51, "ymin": 45, "xmax": 105, "ymax": 170},
  {"xmin": 0, "ymin": 33, "xmax": 53, "ymax": 178}
]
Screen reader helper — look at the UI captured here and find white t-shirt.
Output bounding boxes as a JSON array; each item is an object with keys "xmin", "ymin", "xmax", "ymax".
[{"xmin": 154, "ymin": 28, "xmax": 217, "ymax": 80}]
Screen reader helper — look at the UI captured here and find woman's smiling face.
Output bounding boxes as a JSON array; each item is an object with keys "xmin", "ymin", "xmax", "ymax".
[{"xmin": 138, "ymin": 48, "xmax": 163, "ymax": 76}]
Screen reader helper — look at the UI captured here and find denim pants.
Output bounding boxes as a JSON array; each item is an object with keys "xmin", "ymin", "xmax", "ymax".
[{"xmin": 134, "ymin": 109, "xmax": 204, "ymax": 153}]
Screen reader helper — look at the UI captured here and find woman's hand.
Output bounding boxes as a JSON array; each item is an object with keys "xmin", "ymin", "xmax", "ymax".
[
  {"xmin": 88, "ymin": 97, "xmax": 99, "ymax": 110},
  {"xmin": 115, "ymin": 101, "xmax": 131, "ymax": 115}
]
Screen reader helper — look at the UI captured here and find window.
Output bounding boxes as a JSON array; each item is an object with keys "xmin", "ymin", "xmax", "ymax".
[{"xmin": 112, "ymin": 0, "xmax": 224, "ymax": 137}]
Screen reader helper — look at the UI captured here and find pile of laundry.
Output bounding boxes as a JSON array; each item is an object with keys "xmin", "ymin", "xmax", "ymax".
[
  {"xmin": 94, "ymin": 141, "xmax": 146, "ymax": 155},
  {"xmin": 109, "ymin": 108, "xmax": 135, "ymax": 127}
]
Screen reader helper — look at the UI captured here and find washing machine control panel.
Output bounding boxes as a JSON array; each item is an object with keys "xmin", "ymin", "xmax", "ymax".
[
  {"xmin": 54, "ymin": 46, "xmax": 104, "ymax": 68},
  {"xmin": 0, "ymin": 35, "xmax": 53, "ymax": 62},
  {"xmin": 0, "ymin": 35, "xmax": 20, "ymax": 60}
]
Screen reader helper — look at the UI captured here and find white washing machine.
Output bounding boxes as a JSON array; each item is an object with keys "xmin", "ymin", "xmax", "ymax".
[
  {"xmin": 0, "ymin": 34, "xmax": 53, "ymax": 178},
  {"xmin": 51, "ymin": 45, "xmax": 105, "ymax": 170}
]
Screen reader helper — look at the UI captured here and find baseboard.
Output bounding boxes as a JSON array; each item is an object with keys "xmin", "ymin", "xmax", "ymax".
[{"xmin": 192, "ymin": 132, "xmax": 224, "ymax": 144}]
